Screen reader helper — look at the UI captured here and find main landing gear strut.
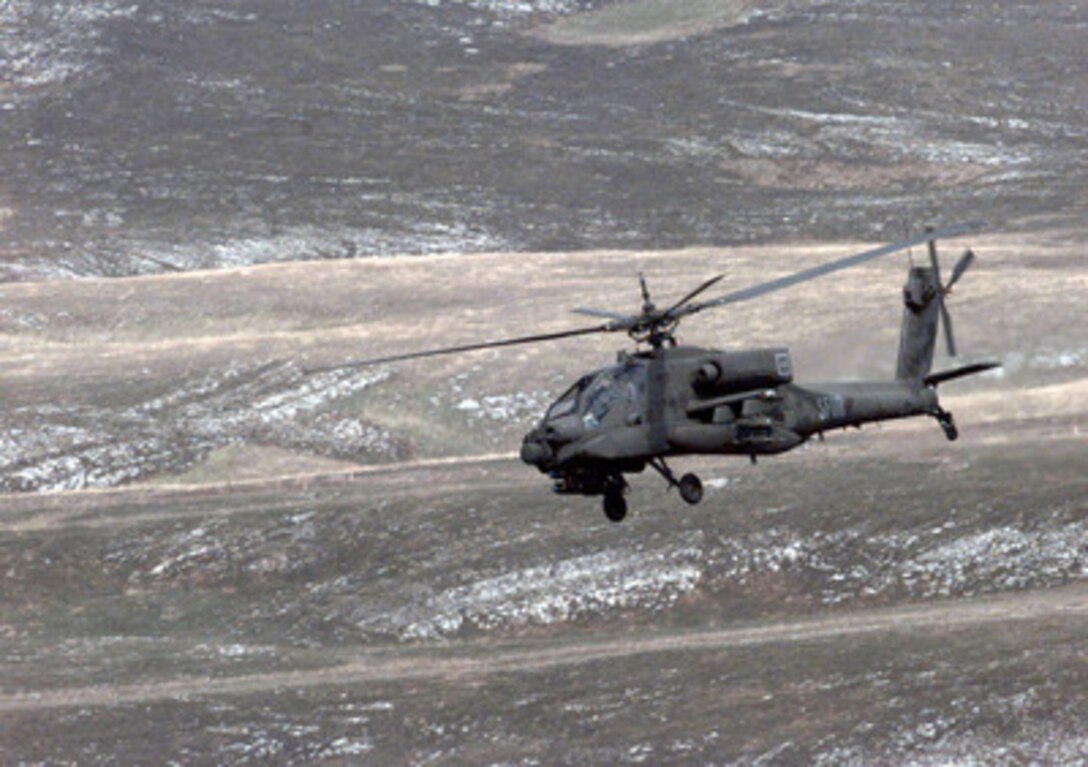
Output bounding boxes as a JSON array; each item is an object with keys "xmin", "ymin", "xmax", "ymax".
[
  {"xmin": 600, "ymin": 460, "xmax": 704, "ymax": 523},
  {"xmin": 649, "ymin": 458, "xmax": 704, "ymax": 505}
]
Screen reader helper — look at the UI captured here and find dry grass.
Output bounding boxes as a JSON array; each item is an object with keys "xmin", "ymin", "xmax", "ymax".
[
  {"xmin": 529, "ymin": 0, "xmax": 776, "ymax": 47},
  {"xmin": 1, "ymin": 230, "xmax": 1083, "ymax": 485},
  {"xmin": 0, "ymin": 231, "xmax": 1081, "ymax": 373},
  {"xmin": 727, "ymin": 157, "xmax": 993, "ymax": 191},
  {"xmin": 455, "ymin": 62, "xmax": 548, "ymax": 102},
  {"xmin": 145, "ymin": 445, "xmax": 356, "ymax": 488}
]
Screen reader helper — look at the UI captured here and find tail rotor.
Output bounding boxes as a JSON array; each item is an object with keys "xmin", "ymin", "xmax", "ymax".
[{"xmin": 926, "ymin": 228, "xmax": 976, "ymax": 357}]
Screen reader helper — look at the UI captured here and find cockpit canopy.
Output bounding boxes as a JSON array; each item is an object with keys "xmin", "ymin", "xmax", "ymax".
[{"xmin": 545, "ymin": 363, "xmax": 646, "ymax": 430}]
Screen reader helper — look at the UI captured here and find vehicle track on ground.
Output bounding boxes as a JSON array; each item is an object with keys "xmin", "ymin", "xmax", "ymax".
[{"xmin": 3, "ymin": 584, "xmax": 1085, "ymax": 713}]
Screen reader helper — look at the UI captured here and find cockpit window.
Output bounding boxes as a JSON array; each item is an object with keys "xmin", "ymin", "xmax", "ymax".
[
  {"xmin": 580, "ymin": 365, "xmax": 644, "ymax": 430},
  {"xmin": 545, "ymin": 366, "xmax": 645, "ymax": 429},
  {"xmin": 582, "ymin": 378, "xmax": 615, "ymax": 426},
  {"xmin": 545, "ymin": 374, "xmax": 592, "ymax": 420}
]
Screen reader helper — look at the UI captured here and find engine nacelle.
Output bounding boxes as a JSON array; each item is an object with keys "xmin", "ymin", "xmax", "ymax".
[{"xmin": 692, "ymin": 348, "xmax": 793, "ymax": 394}]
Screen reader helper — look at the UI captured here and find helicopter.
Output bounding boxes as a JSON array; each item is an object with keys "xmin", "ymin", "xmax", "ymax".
[{"xmin": 312, "ymin": 222, "xmax": 999, "ymax": 522}]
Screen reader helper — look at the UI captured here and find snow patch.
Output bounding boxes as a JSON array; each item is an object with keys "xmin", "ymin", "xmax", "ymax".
[
  {"xmin": 0, "ymin": 1, "xmax": 137, "ymax": 92},
  {"xmin": 0, "ymin": 363, "xmax": 401, "ymax": 492},
  {"xmin": 357, "ymin": 546, "xmax": 704, "ymax": 640}
]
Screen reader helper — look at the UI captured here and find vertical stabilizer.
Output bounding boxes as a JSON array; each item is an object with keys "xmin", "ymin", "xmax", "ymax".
[{"xmin": 896, "ymin": 266, "xmax": 940, "ymax": 381}]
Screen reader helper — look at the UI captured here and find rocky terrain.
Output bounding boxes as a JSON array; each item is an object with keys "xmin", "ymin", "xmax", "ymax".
[
  {"xmin": 1, "ymin": 434, "xmax": 1085, "ymax": 763},
  {"xmin": 0, "ymin": 230, "xmax": 1084, "ymax": 764},
  {"xmin": 1, "ymin": 0, "xmax": 1086, "ymax": 764},
  {"xmin": 2, "ymin": 0, "xmax": 1086, "ymax": 280}
]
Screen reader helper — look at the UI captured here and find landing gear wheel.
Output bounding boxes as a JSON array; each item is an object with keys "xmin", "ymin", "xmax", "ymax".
[
  {"xmin": 603, "ymin": 489, "xmax": 627, "ymax": 523},
  {"xmin": 678, "ymin": 473, "xmax": 703, "ymax": 505}
]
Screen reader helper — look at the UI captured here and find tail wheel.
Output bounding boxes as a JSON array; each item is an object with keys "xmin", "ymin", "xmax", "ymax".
[
  {"xmin": 678, "ymin": 473, "xmax": 703, "ymax": 505},
  {"xmin": 936, "ymin": 409, "xmax": 959, "ymax": 441}
]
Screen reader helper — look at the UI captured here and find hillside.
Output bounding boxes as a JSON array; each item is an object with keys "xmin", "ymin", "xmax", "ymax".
[
  {"xmin": 1, "ymin": 230, "xmax": 1084, "ymax": 491},
  {"xmin": 2, "ymin": 1, "xmax": 1086, "ymax": 763},
  {"xmin": 2, "ymin": 0, "xmax": 1086, "ymax": 280}
]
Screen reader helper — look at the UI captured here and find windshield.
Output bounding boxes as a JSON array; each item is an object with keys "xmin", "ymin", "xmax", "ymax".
[
  {"xmin": 579, "ymin": 365, "xmax": 644, "ymax": 430},
  {"xmin": 545, "ymin": 374, "xmax": 592, "ymax": 420},
  {"xmin": 544, "ymin": 365, "xmax": 645, "ymax": 428}
]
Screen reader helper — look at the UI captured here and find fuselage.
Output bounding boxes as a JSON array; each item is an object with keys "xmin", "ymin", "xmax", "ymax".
[
  {"xmin": 513, "ymin": 234, "xmax": 992, "ymax": 518},
  {"xmin": 520, "ymin": 344, "xmax": 938, "ymax": 484}
]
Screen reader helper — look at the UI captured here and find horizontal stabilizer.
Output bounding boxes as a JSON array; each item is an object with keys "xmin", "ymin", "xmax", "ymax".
[{"xmin": 924, "ymin": 362, "xmax": 1001, "ymax": 387}]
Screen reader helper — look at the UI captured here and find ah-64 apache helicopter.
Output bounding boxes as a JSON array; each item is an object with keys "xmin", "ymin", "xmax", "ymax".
[{"xmin": 314, "ymin": 223, "xmax": 999, "ymax": 522}]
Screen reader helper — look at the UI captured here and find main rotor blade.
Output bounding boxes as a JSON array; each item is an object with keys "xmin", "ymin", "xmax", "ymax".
[
  {"xmin": 638, "ymin": 272, "xmax": 652, "ymax": 305},
  {"xmin": 939, "ymin": 296, "xmax": 957, "ymax": 357},
  {"xmin": 665, "ymin": 273, "xmax": 726, "ymax": 316},
  {"xmin": 304, "ymin": 324, "xmax": 612, "ymax": 373},
  {"xmin": 673, "ymin": 221, "xmax": 984, "ymax": 320},
  {"xmin": 572, "ymin": 307, "xmax": 631, "ymax": 322},
  {"xmin": 946, "ymin": 248, "xmax": 975, "ymax": 291}
]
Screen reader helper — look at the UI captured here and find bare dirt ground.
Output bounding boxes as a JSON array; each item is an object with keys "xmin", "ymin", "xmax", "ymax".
[
  {"xmin": 0, "ymin": 230, "xmax": 1085, "ymax": 761},
  {"xmin": 2, "ymin": 0, "xmax": 1086, "ymax": 763},
  {"xmin": 0, "ymin": 430, "xmax": 1085, "ymax": 763},
  {"xmin": 0, "ymin": 231, "xmax": 1085, "ymax": 765},
  {"xmin": 1, "ymin": 228, "xmax": 1084, "ymax": 491},
  {"xmin": 0, "ymin": 209, "xmax": 1085, "ymax": 767},
  {"xmin": 3, "ymin": 583, "xmax": 1086, "ymax": 714}
]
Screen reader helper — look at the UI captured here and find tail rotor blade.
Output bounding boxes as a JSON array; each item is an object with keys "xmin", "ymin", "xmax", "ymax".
[
  {"xmin": 939, "ymin": 296, "xmax": 957, "ymax": 357},
  {"xmin": 938, "ymin": 247, "xmax": 974, "ymax": 356},
  {"xmin": 927, "ymin": 232, "xmax": 942, "ymax": 288},
  {"xmin": 946, "ymin": 248, "xmax": 975, "ymax": 290}
]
